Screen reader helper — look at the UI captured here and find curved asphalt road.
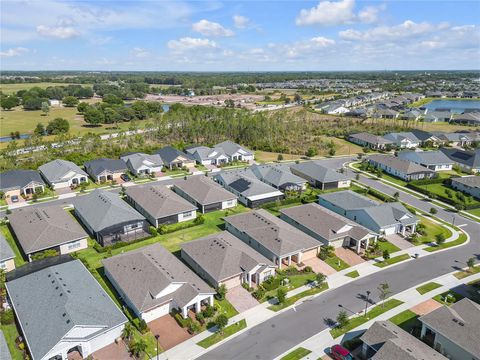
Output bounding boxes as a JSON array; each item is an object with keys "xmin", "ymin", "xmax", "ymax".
[{"xmin": 198, "ymin": 166, "xmax": 480, "ymax": 360}]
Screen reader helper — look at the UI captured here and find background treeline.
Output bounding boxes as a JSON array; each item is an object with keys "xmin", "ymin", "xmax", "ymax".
[{"xmin": 1, "ymin": 105, "xmax": 414, "ymax": 171}]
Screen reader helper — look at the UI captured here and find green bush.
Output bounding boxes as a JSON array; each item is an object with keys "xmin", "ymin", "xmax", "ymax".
[
  {"xmin": 252, "ymin": 288, "xmax": 265, "ymax": 300},
  {"xmin": 194, "ymin": 215, "xmax": 205, "ymax": 225},
  {"xmin": 0, "ymin": 309, "xmax": 14, "ymax": 325},
  {"xmin": 149, "ymin": 226, "xmax": 158, "ymax": 236}
]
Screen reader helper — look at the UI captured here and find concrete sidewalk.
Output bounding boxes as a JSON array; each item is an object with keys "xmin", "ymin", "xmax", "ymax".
[{"xmin": 274, "ymin": 271, "xmax": 480, "ymax": 360}]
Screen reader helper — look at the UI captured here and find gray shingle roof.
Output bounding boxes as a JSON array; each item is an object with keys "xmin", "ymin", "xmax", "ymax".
[
  {"xmin": 8, "ymin": 205, "xmax": 88, "ymax": 255},
  {"xmin": 74, "ymin": 189, "xmax": 145, "ymax": 233},
  {"xmin": 120, "ymin": 153, "xmax": 163, "ymax": 171},
  {"xmin": 349, "ymin": 133, "xmax": 394, "ymax": 146},
  {"xmin": 84, "ymin": 158, "xmax": 127, "ymax": 177},
  {"xmin": 38, "ymin": 159, "xmax": 88, "ymax": 184},
  {"xmin": 368, "ymin": 154, "xmax": 436, "ymax": 175},
  {"xmin": 451, "ymin": 175, "xmax": 480, "ymax": 188},
  {"xmin": 280, "ymin": 203, "xmax": 374, "ymax": 241},
  {"xmin": 103, "ymin": 243, "xmax": 213, "ymax": 312},
  {"xmin": 0, "ymin": 329, "xmax": 11, "ymax": 360},
  {"xmin": 397, "ymin": 150, "xmax": 453, "ymax": 166},
  {"xmin": 215, "ymin": 170, "xmax": 283, "ymax": 198},
  {"xmin": 224, "ymin": 209, "xmax": 319, "ymax": 257},
  {"xmin": 0, "ymin": 170, "xmax": 45, "ymax": 192},
  {"xmin": 419, "ymin": 299, "xmax": 480, "ymax": 357},
  {"xmin": 173, "ymin": 175, "xmax": 237, "ymax": 205},
  {"xmin": 290, "ymin": 161, "xmax": 349, "ymax": 183},
  {"xmin": 319, "ymin": 189, "xmax": 378, "ymax": 210},
  {"xmin": 360, "ymin": 321, "xmax": 446, "ymax": 360},
  {"xmin": 0, "ymin": 233, "xmax": 15, "ymax": 263},
  {"xmin": 383, "ymin": 132, "xmax": 421, "ymax": 143},
  {"xmin": 154, "ymin": 146, "xmax": 194, "ymax": 164},
  {"xmin": 250, "ymin": 164, "xmax": 306, "ymax": 188},
  {"xmin": 441, "ymin": 148, "xmax": 480, "ymax": 169},
  {"xmin": 214, "ymin": 141, "xmax": 252, "ymax": 157},
  {"xmin": 126, "ymin": 184, "xmax": 196, "ymax": 219},
  {"xmin": 5, "ymin": 259, "xmax": 127, "ymax": 360},
  {"xmin": 181, "ymin": 231, "xmax": 274, "ymax": 283}
]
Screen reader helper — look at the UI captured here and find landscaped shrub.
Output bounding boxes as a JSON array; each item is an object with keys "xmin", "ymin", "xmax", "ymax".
[
  {"xmin": 173, "ymin": 311, "xmax": 192, "ymax": 328},
  {"xmin": 149, "ymin": 226, "xmax": 158, "ymax": 236},
  {"xmin": 0, "ymin": 309, "xmax": 14, "ymax": 325},
  {"xmin": 303, "ymin": 266, "xmax": 313, "ymax": 273},
  {"xmin": 202, "ymin": 305, "xmax": 216, "ymax": 318},
  {"xmin": 252, "ymin": 288, "xmax": 265, "ymax": 300},
  {"xmin": 262, "ymin": 276, "xmax": 283, "ymax": 291},
  {"xmin": 92, "ymin": 234, "xmax": 155, "ymax": 253},
  {"xmin": 276, "ymin": 288, "xmax": 287, "ymax": 304},
  {"xmin": 194, "ymin": 215, "xmax": 205, "ymax": 225},
  {"xmin": 158, "ymin": 219, "xmax": 201, "ymax": 234},
  {"xmin": 138, "ymin": 319, "xmax": 149, "ymax": 334},
  {"xmin": 31, "ymin": 249, "xmax": 58, "ymax": 260}
]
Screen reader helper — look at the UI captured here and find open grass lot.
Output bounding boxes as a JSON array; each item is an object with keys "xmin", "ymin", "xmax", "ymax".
[
  {"xmin": 330, "ymin": 299, "xmax": 404, "ymax": 338},
  {"xmin": 268, "ymin": 283, "xmax": 329, "ymax": 312},
  {"xmin": 415, "ymin": 215, "xmax": 452, "ymax": 245},
  {"xmin": 389, "ymin": 309, "xmax": 421, "ymax": 333},
  {"xmin": 433, "ymin": 290, "xmax": 464, "ymax": 306},
  {"xmin": 454, "ymin": 265, "xmax": 480, "ymax": 280},
  {"xmin": 374, "ymin": 253, "xmax": 410, "ymax": 268},
  {"xmin": 280, "ymin": 347, "xmax": 312, "ymax": 360},
  {"xmin": 255, "ymin": 151, "xmax": 303, "ymax": 163},
  {"xmin": 416, "ymin": 282, "xmax": 442, "ymax": 295},
  {"xmin": 0, "ymin": 82, "xmax": 92, "ymax": 94},
  {"xmin": 0, "ymin": 324, "xmax": 24, "ymax": 360},
  {"xmin": 197, "ymin": 319, "xmax": 247, "ymax": 348}
]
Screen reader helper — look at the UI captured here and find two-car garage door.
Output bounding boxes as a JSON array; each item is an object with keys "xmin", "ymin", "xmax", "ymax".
[{"xmin": 141, "ymin": 302, "xmax": 171, "ymax": 323}]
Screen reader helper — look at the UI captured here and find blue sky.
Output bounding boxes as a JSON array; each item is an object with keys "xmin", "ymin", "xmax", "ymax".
[{"xmin": 1, "ymin": 0, "xmax": 479, "ymax": 71}]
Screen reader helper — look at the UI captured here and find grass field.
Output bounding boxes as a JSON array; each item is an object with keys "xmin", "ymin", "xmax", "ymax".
[
  {"xmin": 255, "ymin": 151, "xmax": 303, "ymax": 163},
  {"xmin": 324, "ymin": 255, "xmax": 350, "ymax": 271},
  {"xmin": 389, "ymin": 309, "xmax": 420, "ymax": 332},
  {"xmin": 416, "ymin": 282, "xmax": 442, "ymax": 295},
  {"xmin": 197, "ymin": 319, "xmax": 247, "ymax": 348},
  {"xmin": 268, "ymin": 283, "xmax": 329, "ymax": 312},
  {"xmin": 420, "ymin": 182, "xmax": 480, "ymax": 207},
  {"xmin": 454, "ymin": 265, "xmax": 480, "ymax": 280},
  {"xmin": 0, "ymin": 82, "xmax": 92, "ymax": 94},
  {"xmin": 374, "ymin": 253, "xmax": 410, "ymax": 268},
  {"xmin": 415, "ymin": 216, "xmax": 452, "ymax": 245}
]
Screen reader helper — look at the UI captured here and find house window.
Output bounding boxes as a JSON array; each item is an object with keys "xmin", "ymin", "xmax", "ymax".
[
  {"xmin": 124, "ymin": 222, "xmax": 143, "ymax": 232},
  {"xmin": 182, "ymin": 211, "xmax": 193, "ymax": 217},
  {"xmin": 67, "ymin": 241, "xmax": 82, "ymax": 250}
]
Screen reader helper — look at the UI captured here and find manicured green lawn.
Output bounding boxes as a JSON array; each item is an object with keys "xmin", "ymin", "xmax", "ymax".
[
  {"xmin": 324, "ymin": 255, "xmax": 350, "ymax": 271},
  {"xmin": 261, "ymin": 273, "xmax": 317, "ymax": 302},
  {"xmin": 330, "ymin": 299, "xmax": 404, "ymax": 338},
  {"xmin": 424, "ymin": 232, "xmax": 467, "ymax": 252},
  {"xmin": 416, "ymin": 282, "xmax": 442, "ymax": 295},
  {"xmin": 414, "ymin": 216, "xmax": 452, "ymax": 245},
  {"xmin": 0, "ymin": 225, "xmax": 26, "ymax": 266},
  {"xmin": 421, "ymin": 183, "xmax": 480, "ymax": 208},
  {"xmin": 345, "ymin": 270, "xmax": 360, "ymax": 278},
  {"xmin": 389, "ymin": 309, "xmax": 420, "ymax": 332},
  {"xmin": 374, "ymin": 253, "xmax": 410, "ymax": 268},
  {"xmin": 197, "ymin": 319, "xmax": 247, "ymax": 348},
  {"xmin": 376, "ymin": 240, "xmax": 401, "ymax": 254},
  {"xmin": 466, "ymin": 208, "xmax": 480, "ymax": 217},
  {"xmin": 216, "ymin": 298, "xmax": 239, "ymax": 318},
  {"xmin": 433, "ymin": 290, "xmax": 464, "ymax": 306},
  {"xmin": 268, "ymin": 283, "xmax": 329, "ymax": 312},
  {"xmin": 0, "ymin": 324, "xmax": 24, "ymax": 360},
  {"xmin": 280, "ymin": 347, "xmax": 312, "ymax": 360},
  {"xmin": 454, "ymin": 265, "xmax": 480, "ymax": 279}
]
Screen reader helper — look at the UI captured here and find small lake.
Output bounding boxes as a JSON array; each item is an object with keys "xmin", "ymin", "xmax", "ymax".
[
  {"xmin": 424, "ymin": 99, "xmax": 480, "ymax": 113},
  {"xmin": 0, "ymin": 134, "xmax": 30, "ymax": 143}
]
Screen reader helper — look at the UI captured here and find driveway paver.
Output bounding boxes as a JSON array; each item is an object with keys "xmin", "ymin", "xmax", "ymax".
[
  {"xmin": 387, "ymin": 234, "xmax": 414, "ymax": 250},
  {"xmin": 226, "ymin": 285, "xmax": 259, "ymax": 313},
  {"xmin": 335, "ymin": 247, "xmax": 365, "ymax": 266},
  {"xmin": 302, "ymin": 258, "xmax": 336, "ymax": 276},
  {"xmin": 148, "ymin": 314, "xmax": 193, "ymax": 351},
  {"xmin": 92, "ymin": 340, "xmax": 132, "ymax": 360},
  {"xmin": 410, "ymin": 298, "xmax": 443, "ymax": 316}
]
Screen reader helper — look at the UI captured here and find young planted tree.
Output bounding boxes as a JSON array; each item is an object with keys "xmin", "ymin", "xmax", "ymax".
[
  {"xmin": 378, "ymin": 282, "xmax": 391, "ymax": 308},
  {"xmin": 276, "ymin": 288, "xmax": 287, "ymax": 304},
  {"xmin": 41, "ymin": 101, "xmax": 50, "ymax": 116},
  {"xmin": 336, "ymin": 310, "xmax": 349, "ymax": 328},
  {"xmin": 430, "ymin": 207, "xmax": 437, "ymax": 215},
  {"xmin": 216, "ymin": 283, "xmax": 227, "ymax": 300},
  {"xmin": 467, "ymin": 257, "xmax": 476, "ymax": 271},
  {"xmin": 315, "ymin": 273, "xmax": 326, "ymax": 287},
  {"xmin": 435, "ymin": 233, "xmax": 446, "ymax": 245},
  {"xmin": 121, "ymin": 323, "xmax": 134, "ymax": 341},
  {"xmin": 215, "ymin": 314, "xmax": 229, "ymax": 334}
]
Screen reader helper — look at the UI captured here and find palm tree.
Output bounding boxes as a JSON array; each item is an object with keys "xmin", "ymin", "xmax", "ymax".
[
  {"xmin": 121, "ymin": 323, "xmax": 134, "ymax": 342},
  {"xmin": 130, "ymin": 338, "xmax": 147, "ymax": 358}
]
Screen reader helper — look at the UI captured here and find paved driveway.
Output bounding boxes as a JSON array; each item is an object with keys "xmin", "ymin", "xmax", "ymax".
[
  {"xmin": 387, "ymin": 234, "xmax": 414, "ymax": 250},
  {"xmin": 226, "ymin": 285, "xmax": 259, "ymax": 313},
  {"xmin": 148, "ymin": 314, "xmax": 193, "ymax": 351},
  {"xmin": 302, "ymin": 258, "xmax": 336, "ymax": 276},
  {"xmin": 92, "ymin": 340, "xmax": 132, "ymax": 360},
  {"xmin": 335, "ymin": 247, "xmax": 365, "ymax": 266},
  {"xmin": 410, "ymin": 299, "xmax": 442, "ymax": 316}
]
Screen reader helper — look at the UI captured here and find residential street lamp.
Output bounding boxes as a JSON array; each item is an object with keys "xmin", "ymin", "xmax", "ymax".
[
  {"xmin": 155, "ymin": 334, "xmax": 160, "ymax": 359},
  {"xmin": 364, "ymin": 290, "xmax": 371, "ymax": 317}
]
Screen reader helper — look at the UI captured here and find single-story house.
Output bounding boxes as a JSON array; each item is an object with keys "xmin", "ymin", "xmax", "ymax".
[
  {"xmin": 126, "ymin": 184, "xmax": 197, "ymax": 227},
  {"xmin": 154, "ymin": 146, "xmax": 196, "ymax": 170},
  {"xmin": 440, "ymin": 148, "xmax": 480, "ymax": 173},
  {"xmin": 450, "ymin": 112, "xmax": 480, "ymax": 126},
  {"xmin": 103, "ymin": 243, "xmax": 215, "ymax": 321},
  {"xmin": 419, "ymin": 298, "xmax": 480, "ymax": 360},
  {"xmin": 290, "ymin": 161, "xmax": 351, "ymax": 190},
  {"xmin": 360, "ymin": 321, "xmax": 446, "ymax": 360},
  {"xmin": 185, "ymin": 146, "xmax": 229, "ymax": 166},
  {"xmin": 214, "ymin": 170, "xmax": 284, "ymax": 208},
  {"xmin": 424, "ymin": 110, "xmax": 452, "ymax": 123},
  {"xmin": 0, "ymin": 170, "xmax": 45, "ymax": 200},
  {"xmin": 374, "ymin": 108, "xmax": 399, "ymax": 119},
  {"xmin": 280, "ymin": 203, "xmax": 377, "ymax": 254},
  {"xmin": 434, "ymin": 132, "xmax": 474, "ymax": 147},
  {"xmin": 450, "ymin": 176, "xmax": 480, "ymax": 200},
  {"xmin": 173, "ymin": 175, "xmax": 237, "ymax": 213},
  {"xmin": 250, "ymin": 164, "xmax": 307, "ymax": 192},
  {"xmin": 319, "ymin": 190, "xmax": 418, "ymax": 236},
  {"xmin": 8, "ymin": 205, "xmax": 88, "ymax": 261},
  {"xmin": 0, "ymin": 328, "xmax": 11, "ymax": 360},
  {"xmin": 367, "ymin": 154, "xmax": 436, "ymax": 181},
  {"xmin": 214, "ymin": 140, "xmax": 254, "ymax": 163},
  {"xmin": 181, "ymin": 231, "xmax": 276, "ymax": 289},
  {"xmin": 5, "ymin": 256, "xmax": 127, "ymax": 360},
  {"xmin": 223, "ymin": 209, "xmax": 321, "ymax": 268},
  {"xmin": 74, "ymin": 189, "xmax": 148, "ymax": 246},
  {"xmin": 0, "ymin": 234, "xmax": 15, "ymax": 272},
  {"xmin": 120, "ymin": 152, "xmax": 163, "ymax": 177},
  {"xmin": 411, "ymin": 130, "xmax": 444, "ymax": 147},
  {"xmin": 39, "ymin": 159, "xmax": 89, "ymax": 190},
  {"xmin": 348, "ymin": 133, "xmax": 394, "ymax": 150},
  {"xmin": 383, "ymin": 132, "xmax": 421, "ymax": 148},
  {"xmin": 84, "ymin": 158, "xmax": 127, "ymax": 183},
  {"xmin": 397, "ymin": 150, "xmax": 453, "ymax": 171}
]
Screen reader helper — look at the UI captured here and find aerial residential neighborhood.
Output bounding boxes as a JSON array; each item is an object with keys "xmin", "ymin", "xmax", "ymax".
[{"xmin": 0, "ymin": 0, "xmax": 480, "ymax": 360}]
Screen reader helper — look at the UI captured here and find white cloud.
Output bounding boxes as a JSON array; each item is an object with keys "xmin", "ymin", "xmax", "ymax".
[
  {"xmin": 296, "ymin": 0, "xmax": 384, "ymax": 26},
  {"xmin": 36, "ymin": 25, "xmax": 79, "ymax": 39},
  {"xmin": 131, "ymin": 47, "xmax": 150, "ymax": 58},
  {"xmin": 233, "ymin": 15, "xmax": 249, "ymax": 29},
  {"xmin": 0, "ymin": 47, "xmax": 29, "ymax": 57},
  {"xmin": 339, "ymin": 20, "xmax": 443, "ymax": 41},
  {"xmin": 168, "ymin": 37, "xmax": 218, "ymax": 52},
  {"xmin": 192, "ymin": 19, "xmax": 234, "ymax": 37}
]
